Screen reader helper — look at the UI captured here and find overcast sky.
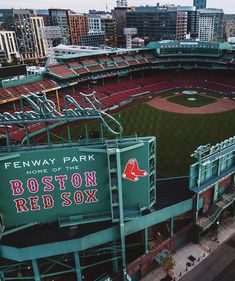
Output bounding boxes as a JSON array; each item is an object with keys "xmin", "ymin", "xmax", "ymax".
[{"xmin": 1, "ymin": 0, "xmax": 234, "ymax": 14}]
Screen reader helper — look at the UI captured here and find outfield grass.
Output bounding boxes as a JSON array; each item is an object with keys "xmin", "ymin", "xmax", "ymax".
[
  {"xmin": 44, "ymin": 101, "xmax": 235, "ymax": 178},
  {"xmin": 119, "ymin": 103, "xmax": 235, "ymax": 177},
  {"xmin": 167, "ymin": 94, "xmax": 216, "ymax": 107},
  {"xmin": 154, "ymin": 91, "xmax": 178, "ymax": 98},
  {"xmin": 203, "ymin": 92, "xmax": 227, "ymax": 98}
]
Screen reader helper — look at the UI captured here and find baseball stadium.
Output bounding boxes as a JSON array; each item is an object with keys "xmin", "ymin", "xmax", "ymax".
[{"xmin": 0, "ymin": 40, "xmax": 235, "ymax": 281}]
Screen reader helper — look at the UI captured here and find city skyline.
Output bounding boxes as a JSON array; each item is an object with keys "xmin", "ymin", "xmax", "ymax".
[{"xmin": 0, "ymin": 0, "xmax": 234, "ymax": 13}]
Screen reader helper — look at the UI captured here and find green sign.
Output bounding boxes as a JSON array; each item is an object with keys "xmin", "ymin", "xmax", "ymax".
[
  {"xmin": 0, "ymin": 147, "xmax": 110, "ymax": 227},
  {"xmin": 0, "ymin": 137, "xmax": 156, "ymax": 227}
]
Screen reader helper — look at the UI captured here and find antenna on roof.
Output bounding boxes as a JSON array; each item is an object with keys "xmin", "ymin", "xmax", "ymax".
[{"xmin": 106, "ymin": 0, "xmax": 108, "ymax": 11}]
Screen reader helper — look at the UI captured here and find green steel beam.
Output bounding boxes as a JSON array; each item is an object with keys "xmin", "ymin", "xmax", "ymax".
[
  {"xmin": 74, "ymin": 252, "xmax": 82, "ymax": 281},
  {"xmin": 42, "ymin": 269, "xmax": 75, "ymax": 278},
  {"xmin": 119, "ymin": 142, "xmax": 144, "ymax": 153},
  {"xmin": 78, "ymin": 148, "xmax": 107, "ymax": 153},
  {"xmin": 144, "ymin": 228, "xmax": 148, "ymax": 254},
  {"xmin": 4, "ymin": 276, "xmax": 34, "ymax": 280},
  {"xmin": 2, "ymin": 223, "xmax": 37, "ymax": 237},
  {"xmin": 116, "ymin": 149, "xmax": 127, "ymax": 280},
  {"xmin": 170, "ymin": 218, "xmax": 174, "ymax": 238},
  {"xmin": 0, "ymin": 199, "xmax": 193, "ymax": 261},
  {"xmin": 46, "ymin": 257, "xmax": 73, "ymax": 270},
  {"xmin": 213, "ymin": 183, "xmax": 219, "ymax": 203},
  {"xmin": 32, "ymin": 260, "xmax": 41, "ymax": 281},
  {"xmin": 112, "ymin": 241, "xmax": 119, "ymax": 273},
  {"xmin": 81, "ymin": 257, "xmax": 120, "ymax": 270},
  {"xmin": 42, "ymin": 257, "xmax": 60, "ymax": 276},
  {"xmin": 124, "ymin": 198, "xmax": 193, "ymax": 236}
]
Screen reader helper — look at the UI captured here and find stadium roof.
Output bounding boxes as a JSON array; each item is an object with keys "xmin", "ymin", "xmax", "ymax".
[
  {"xmin": 53, "ymin": 41, "xmax": 235, "ymax": 62},
  {"xmin": 146, "ymin": 41, "xmax": 235, "ymax": 51},
  {"xmin": 55, "ymin": 46, "xmax": 153, "ymax": 60}
]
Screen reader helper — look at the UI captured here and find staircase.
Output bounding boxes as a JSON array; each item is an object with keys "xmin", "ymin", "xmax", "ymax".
[{"xmin": 197, "ymin": 191, "xmax": 235, "ymax": 231}]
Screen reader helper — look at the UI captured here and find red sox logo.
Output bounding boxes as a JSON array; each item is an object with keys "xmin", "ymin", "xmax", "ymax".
[{"xmin": 122, "ymin": 158, "xmax": 148, "ymax": 182}]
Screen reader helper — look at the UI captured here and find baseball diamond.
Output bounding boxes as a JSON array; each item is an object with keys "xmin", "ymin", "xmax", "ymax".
[{"xmin": 0, "ymin": 40, "xmax": 235, "ymax": 281}]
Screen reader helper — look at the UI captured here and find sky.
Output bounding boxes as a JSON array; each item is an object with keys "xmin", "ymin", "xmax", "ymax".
[{"xmin": 0, "ymin": 0, "xmax": 234, "ymax": 14}]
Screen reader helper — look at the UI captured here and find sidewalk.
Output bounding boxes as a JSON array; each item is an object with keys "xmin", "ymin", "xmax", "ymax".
[{"xmin": 141, "ymin": 215, "xmax": 235, "ymax": 281}]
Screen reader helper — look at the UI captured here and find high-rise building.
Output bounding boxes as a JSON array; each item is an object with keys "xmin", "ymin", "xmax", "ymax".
[
  {"xmin": 88, "ymin": 14, "xmax": 102, "ymax": 33},
  {"xmin": 176, "ymin": 10, "xmax": 188, "ymax": 40},
  {"xmin": 116, "ymin": 0, "xmax": 128, "ymax": 8},
  {"xmin": 68, "ymin": 14, "xmax": 88, "ymax": 45},
  {"xmin": 101, "ymin": 14, "xmax": 117, "ymax": 46},
  {"xmin": 80, "ymin": 33, "xmax": 105, "ymax": 46},
  {"xmin": 86, "ymin": 14, "xmax": 106, "ymax": 47},
  {"xmin": 177, "ymin": 6, "xmax": 198, "ymax": 39},
  {"xmin": 0, "ymin": 9, "xmax": 37, "ymax": 62},
  {"xmin": 126, "ymin": 6, "xmax": 177, "ymax": 42},
  {"xmin": 30, "ymin": 16, "xmax": 47, "ymax": 61},
  {"xmin": 0, "ymin": 9, "xmax": 14, "ymax": 31},
  {"xmin": 34, "ymin": 10, "xmax": 51, "ymax": 26},
  {"xmin": 112, "ymin": 6, "xmax": 132, "ymax": 46},
  {"xmin": 49, "ymin": 9, "xmax": 70, "ymax": 45},
  {"xmin": 89, "ymin": 10, "xmax": 106, "ymax": 15},
  {"xmin": 0, "ymin": 50, "xmax": 6, "ymax": 64},
  {"xmin": 0, "ymin": 31, "xmax": 20, "ymax": 63},
  {"xmin": 224, "ymin": 14, "xmax": 235, "ymax": 41},
  {"xmin": 198, "ymin": 9, "xmax": 224, "ymax": 42},
  {"xmin": 193, "ymin": 0, "xmax": 207, "ymax": 10},
  {"xmin": 126, "ymin": 5, "xmax": 198, "ymax": 43}
]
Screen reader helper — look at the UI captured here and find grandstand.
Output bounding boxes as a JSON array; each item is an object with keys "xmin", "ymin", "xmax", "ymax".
[{"xmin": 0, "ymin": 41, "xmax": 235, "ymax": 281}]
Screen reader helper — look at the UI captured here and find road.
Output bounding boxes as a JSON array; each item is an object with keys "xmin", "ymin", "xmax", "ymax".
[{"xmin": 181, "ymin": 234, "xmax": 235, "ymax": 281}]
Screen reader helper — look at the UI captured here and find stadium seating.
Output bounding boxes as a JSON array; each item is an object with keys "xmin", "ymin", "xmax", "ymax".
[
  {"xmin": 86, "ymin": 65, "xmax": 103, "ymax": 72},
  {"xmin": 1, "ymin": 70, "xmax": 234, "ymax": 143},
  {"xmin": 2, "ymin": 44, "xmax": 235, "ymax": 144},
  {"xmin": 68, "ymin": 61, "xmax": 82, "ymax": 68},
  {"xmin": 115, "ymin": 61, "xmax": 128, "ymax": 67},
  {"xmin": 38, "ymin": 80, "xmax": 59, "ymax": 89},
  {"xmin": 24, "ymin": 83, "xmax": 40, "ymax": 93},
  {"xmin": 48, "ymin": 65, "xmax": 77, "ymax": 78},
  {"xmin": 0, "ymin": 88, "xmax": 13, "ymax": 101},
  {"xmin": 98, "ymin": 57, "xmax": 113, "ymax": 64},
  {"xmin": 80, "ymin": 58, "xmax": 99, "ymax": 66},
  {"xmin": 73, "ymin": 67, "xmax": 89, "ymax": 75},
  {"xmin": 5, "ymin": 86, "xmax": 23, "ymax": 97}
]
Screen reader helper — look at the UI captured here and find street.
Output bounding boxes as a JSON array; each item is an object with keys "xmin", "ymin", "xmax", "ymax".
[{"xmin": 181, "ymin": 234, "xmax": 235, "ymax": 281}]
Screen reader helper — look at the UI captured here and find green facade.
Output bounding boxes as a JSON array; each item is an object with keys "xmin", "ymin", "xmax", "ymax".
[{"xmin": 0, "ymin": 137, "xmax": 156, "ymax": 228}]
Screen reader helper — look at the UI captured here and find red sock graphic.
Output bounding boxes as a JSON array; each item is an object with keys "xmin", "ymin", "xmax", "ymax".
[
  {"xmin": 132, "ymin": 159, "xmax": 148, "ymax": 177},
  {"xmin": 122, "ymin": 159, "xmax": 138, "ymax": 181}
]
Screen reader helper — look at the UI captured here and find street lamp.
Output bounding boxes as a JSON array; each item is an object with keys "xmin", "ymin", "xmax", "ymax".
[{"xmin": 215, "ymin": 220, "xmax": 219, "ymax": 241}]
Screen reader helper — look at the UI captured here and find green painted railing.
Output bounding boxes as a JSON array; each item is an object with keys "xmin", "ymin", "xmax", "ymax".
[
  {"xmin": 2, "ymin": 75, "xmax": 44, "ymax": 88},
  {"xmin": 197, "ymin": 192, "xmax": 235, "ymax": 231}
]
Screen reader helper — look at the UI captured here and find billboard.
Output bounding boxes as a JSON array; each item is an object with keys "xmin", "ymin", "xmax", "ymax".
[
  {"xmin": 0, "ymin": 137, "xmax": 156, "ymax": 227},
  {"xmin": 189, "ymin": 137, "xmax": 235, "ymax": 193}
]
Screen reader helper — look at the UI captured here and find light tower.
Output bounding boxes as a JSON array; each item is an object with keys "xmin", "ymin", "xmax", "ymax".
[
  {"xmin": 124, "ymin": 28, "xmax": 137, "ymax": 49},
  {"xmin": 39, "ymin": 26, "xmax": 62, "ymax": 66}
]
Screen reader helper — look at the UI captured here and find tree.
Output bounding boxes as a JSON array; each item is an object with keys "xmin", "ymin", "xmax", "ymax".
[{"xmin": 161, "ymin": 256, "xmax": 176, "ymax": 276}]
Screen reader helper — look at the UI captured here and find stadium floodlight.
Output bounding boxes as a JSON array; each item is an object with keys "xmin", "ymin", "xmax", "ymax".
[
  {"xmin": 39, "ymin": 26, "xmax": 62, "ymax": 66},
  {"xmin": 124, "ymin": 28, "xmax": 137, "ymax": 49},
  {"xmin": 39, "ymin": 26, "xmax": 62, "ymax": 40}
]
